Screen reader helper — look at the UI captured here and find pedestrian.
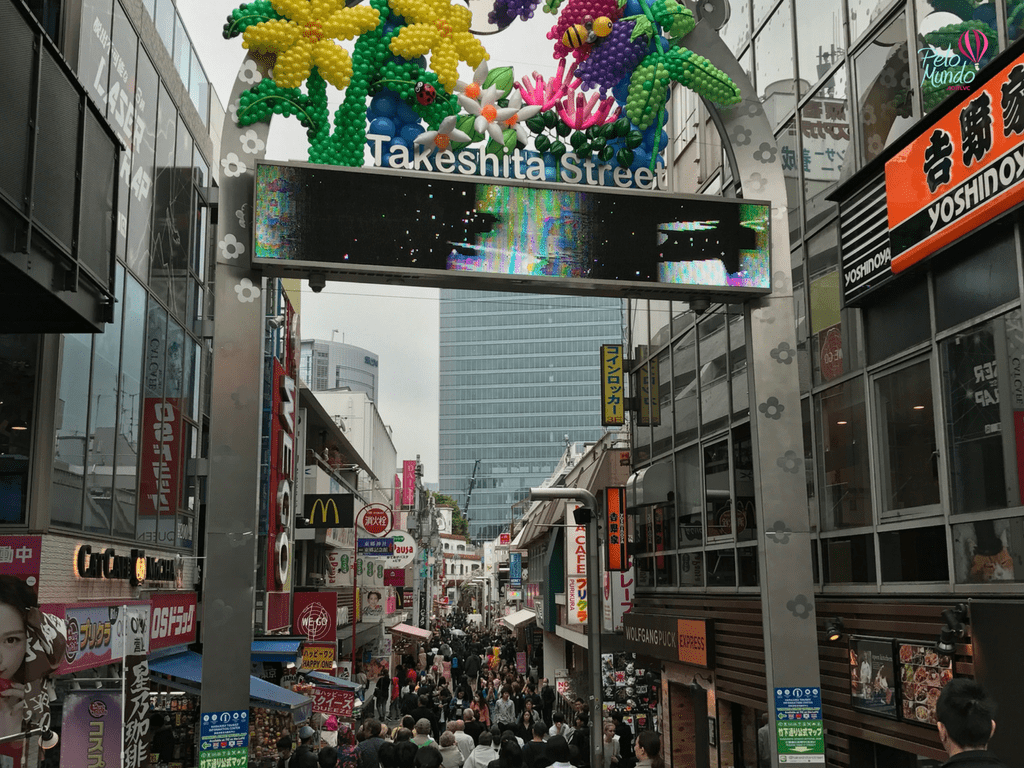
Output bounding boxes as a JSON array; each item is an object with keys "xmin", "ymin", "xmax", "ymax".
[
  {"xmin": 540, "ymin": 679, "xmax": 555, "ymax": 727},
  {"xmin": 936, "ymin": 679, "xmax": 1008, "ymax": 768},
  {"xmin": 494, "ymin": 689, "xmax": 516, "ymax": 729},
  {"xmin": 757, "ymin": 712, "xmax": 771, "ymax": 768},
  {"xmin": 454, "ymin": 719, "xmax": 476, "ymax": 760},
  {"xmin": 336, "ymin": 727, "xmax": 359, "ymax": 768},
  {"xmin": 632, "ymin": 732, "xmax": 663, "ymax": 768},
  {"xmin": 356, "ymin": 720, "xmax": 385, "ymax": 768},
  {"xmin": 290, "ymin": 726, "xmax": 320, "ymax": 768},
  {"xmin": 521, "ymin": 723, "xmax": 548, "ymax": 768},
  {"xmin": 546, "ymin": 735, "xmax": 573, "ymax": 768},
  {"xmin": 600, "ymin": 719, "xmax": 620, "ymax": 768},
  {"xmin": 413, "ymin": 718, "xmax": 437, "ymax": 748},
  {"xmin": 567, "ymin": 714, "xmax": 589, "ymax": 768},
  {"xmin": 438, "ymin": 731, "xmax": 465, "ymax": 768},
  {"xmin": 465, "ymin": 708, "xmax": 487, "ymax": 745},
  {"xmin": 548, "ymin": 713, "xmax": 572, "ymax": 742},
  {"xmin": 276, "ymin": 736, "xmax": 293, "ymax": 768},
  {"xmin": 464, "ymin": 730, "xmax": 500, "ymax": 768}
]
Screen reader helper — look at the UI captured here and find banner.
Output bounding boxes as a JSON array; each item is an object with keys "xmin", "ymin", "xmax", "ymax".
[
  {"xmin": 0, "ymin": 535, "xmax": 41, "ymax": 590},
  {"xmin": 605, "ymin": 487, "xmax": 627, "ymax": 571},
  {"xmin": 56, "ymin": 603, "xmax": 138, "ymax": 674},
  {"xmin": 402, "ymin": 460, "xmax": 417, "ymax": 507},
  {"xmin": 509, "ymin": 552, "xmax": 522, "ymax": 588},
  {"xmin": 600, "ymin": 344, "xmax": 625, "ymax": 426},
  {"xmin": 123, "ymin": 655, "xmax": 150, "ymax": 768},
  {"xmin": 362, "ymin": 589, "xmax": 386, "ymax": 622},
  {"xmin": 567, "ymin": 577, "xmax": 587, "ymax": 624},
  {"xmin": 60, "ymin": 691, "xmax": 122, "ymax": 768},
  {"xmin": 293, "ymin": 593, "xmax": 337, "ymax": 643},
  {"xmin": 311, "ymin": 688, "xmax": 355, "ymax": 719},
  {"xmin": 302, "ymin": 642, "xmax": 336, "ymax": 671},
  {"xmin": 150, "ymin": 592, "xmax": 198, "ymax": 651}
]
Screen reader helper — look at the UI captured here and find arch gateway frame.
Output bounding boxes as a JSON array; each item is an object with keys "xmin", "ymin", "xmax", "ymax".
[{"xmin": 202, "ymin": 15, "xmax": 821, "ymax": 766}]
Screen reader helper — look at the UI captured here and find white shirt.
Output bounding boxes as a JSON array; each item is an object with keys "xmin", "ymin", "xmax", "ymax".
[
  {"xmin": 548, "ymin": 724, "xmax": 572, "ymax": 740},
  {"xmin": 463, "ymin": 745, "xmax": 499, "ymax": 768},
  {"xmin": 440, "ymin": 744, "xmax": 464, "ymax": 768},
  {"xmin": 454, "ymin": 731, "xmax": 475, "ymax": 761}
]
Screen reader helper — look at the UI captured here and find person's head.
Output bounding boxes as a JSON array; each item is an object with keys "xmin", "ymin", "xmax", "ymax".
[
  {"xmin": 532, "ymin": 722, "xmax": 546, "ymax": 741},
  {"xmin": 379, "ymin": 722, "xmax": 390, "ymax": 739},
  {"xmin": 611, "ymin": 711, "xmax": 623, "ymax": 725},
  {"xmin": 524, "ymin": 698, "xmax": 534, "ymax": 711},
  {"xmin": 761, "ymin": 712, "xmax": 769, "ymax": 727},
  {"xmin": 362, "ymin": 719, "xmax": 381, "ymax": 740},
  {"xmin": 339, "ymin": 726, "xmax": 357, "ymax": 747},
  {"xmin": 490, "ymin": 724, "xmax": 501, "ymax": 739},
  {"xmin": 540, "ymin": 677, "xmax": 548, "ymax": 687},
  {"xmin": 276, "ymin": 735, "xmax": 292, "ymax": 756},
  {"xmin": 603, "ymin": 718, "xmax": 616, "ymax": 739},
  {"xmin": 574, "ymin": 713, "xmax": 587, "ymax": 729},
  {"xmin": 403, "ymin": 715, "xmax": 415, "ymax": 730},
  {"xmin": 635, "ymin": 731, "xmax": 662, "ymax": 766},
  {"xmin": 455, "ymin": 719, "xmax": 466, "ymax": 732},
  {"xmin": 501, "ymin": 688, "xmax": 510, "ymax": 700},
  {"xmin": 463, "ymin": 708, "xmax": 475, "ymax": 722},
  {"xmin": 378, "ymin": 742, "xmax": 399, "ymax": 768},
  {"xmin": 547, "ymin": 735, "xmax": 570, "ymax": 762},
  {"xmin": 415, "ymin": 718, "xmax": 432, "ymax": 736},
  {"xmin": 936, "ymin": 679, "xmax": 998, "ymax": 754},
  {"xmin": 298, "ymin": 725, "xmax": 316, "ymax": 745},
  {"xmin": 476, "ymin": 693, "xmax": 487, "ymax": 706},
  {"xmin": 413, "ymin": 745, "xmax": 444, "ymax": 768},
  {"xmin": 317, "ymin": 746, "xmax": 337, "ymax": 768},
  {"xmin": 0, "ymin": 576, "xmax": 34, "ymax": 680},
  {"xmin": 439, "ymin": 731, "xmax": 456, "ymax": 748},
  {"xmin": 574, "ymin": 697, "xmax": 585, "ymax": 712},
  {"xmin": 477, "ymin": 730, "xmax": 493, "ymax": 748},
  {"xmin": 498, "ymin": 738, "xmax": 523, "ymax": 768},
  {"xmin": 522, "ymin": 709, "xmax": 534, "ymax": 725},
  {"xmin": 419, "ymin": 695, "xmax": 430, "ymax": 707},
  {"xmin": 552, "ymin": 712, "xmax": 564, "ymax": 726},
  {"xmin": 394, "ymin": 740, "xmax": 419, "ymax": 765},
  {"xmin": 367, "ymin": 591, "xmax": 381, "ymax": 606},
  {"xmin": 395, "ymin": 727, "xmax": 413, "ymax": 743}
]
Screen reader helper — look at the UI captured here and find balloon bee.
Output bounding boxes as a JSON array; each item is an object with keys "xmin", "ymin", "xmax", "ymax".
[{"xmin": 561, "ymin": 15, "xmax": 613, "ymax": 48}]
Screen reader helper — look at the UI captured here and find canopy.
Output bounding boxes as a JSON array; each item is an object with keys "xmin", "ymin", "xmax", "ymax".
[
  {"xmin": 302, "ymin": 670, "xmax": 360, "ymax": 690},
  {"xmin": 390, "ymin": 622, "xmax": 432, "ymax": 641},
  {"xmin": 251, "ymin": 638, "xmax": 302, "ymax": 662},
  {"xmin": 501, "ymin": 609, "xmax": 537, "ymax": 630},
  {"xmin": 149, "ymin": 651, "xmax": 313, "ymax": 723}
]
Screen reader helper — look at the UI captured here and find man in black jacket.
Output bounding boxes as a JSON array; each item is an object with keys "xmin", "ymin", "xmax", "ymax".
[
  {"xmin": 411, "ymin": 696, "xmax": 439, "ymax": 739},
  {"xmin": 289, "ymin": 726, "xmax": 319, "ymax": 768},
  {"xmin": 936, "ymin": 679, "xmax": 1009, "ymax": 768},
  {"xmin": 464, "ymin": 652, "xmax": 482, "ymax": 689},
  {"xmin": 539, "ymin": 678, "xmax": 555, "ymax": 727}
]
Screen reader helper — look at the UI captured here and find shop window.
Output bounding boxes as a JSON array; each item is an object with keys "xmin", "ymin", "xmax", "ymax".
[
  {"xmin": 854, "ymin": 12, "xmax": 913, "ymax": 164},
  {"xmin": 733, "ymin": 423, "xmax": 757, "ymax": 542},
  {"xmin": 699, "ymin": 315, "xmax": 729, "ymax": 434},
  {"xmin": 953, "ymin": 516, "xmax": 1024, "ymax": 583},
  {"xmin": 802, "ymin": 398, "xmax": 816, "ymax": 531},
  {"xmin": 795, "ymin": 0, "xmax": 843, "ymax": 97},
  {"xmin": 673, "ymin": 331, "xmax": 698, "ymax": 445},
  {"xmin": 941, "ymin": 310, "xmax": 1024, "ymax": 515},
  {"xmin": 1010, "ymin": 0, "xmax": 1024, "ymax": 41},
  {"xmin": 651, "ymin": 301, "xmax": 672, "ymax": 349},
  {"xmin": 51, "ymin": 334, "xmax": 93, "ymax": 527},
  {"xmin": 127, "ymin": 51, "xmax": 158, "ymax": 283},
  {"xmin": 801, "ymin": 69, "xmax": 849, "ymax": 231},
  {"xmin": 821, "ymin": 533, "xmax": 876, "ymax": 583},
  {"xmin": 652, "ymin": 349, "xmax": 672, "ymax": 456},
  {"xmin": 675, "ymin": 445, "xmax": 703, "ymax": 548},
  {"xmin": 634, "ymin": 422, "xmax": 652, "ymax": 464},
  {"xmin": 753, "ymin": 0, "xmax": 776, "ymax": 28},
  {"xmin": 818, "ymin": 378, "xmax": 873, "ymax": 530},
  {"xmin": 793, "ymin": 248, "xmax": 812, "ymax": 393},
  {"xmin": 756, "ymin": 0, "xmax": 795, "ymax": 128},
  {"xmin": 875, "ymin": 359, "xmax": 941, "ymax": 515},
  {"xmin": 916, "ymin": 0, "xmax": 999, "ymax": 115},
  {"xmin": 848, "ymin": 0, "xmax": 900, "ymax": 44},
  {"xmin": 728, "ymin": 310, "xmax": 748, "ymax": 418},
  {"xmin": 636, "ymin": 555, "xmax": 655, "ymax": 588},
  {"xmin": 721, "ymin": 2, "xmax": 752, "ymax": 60},
  {"xmin": 879, "ymin": 525, "xmax": 949, "ymax": 581},
  {"xmin": 706, "ymin": 548, "xmax": 736, "ymax": 586},
  {"xmin": 864, "ymin": 274, "xmax": 930, "ymax": 365},
  {"xmin": 934, "ymin": 220, "xmax": 1018, "ymax": 332},
  {"xmin": 738, "ymin": 546, "xmax": 759, "ymax": 586},
  {"xmin": 705, "ymin": 438, "xmax": 732, "ymax": 539},
  {"xmin": 678, "ymin": 551, "xmax": 705, "ymax": 587},
  {"xmin": 0, "ymin": 336, "xmax": 39, "ymax": 524},
  {"xmin": 809, "ymin": 225, "xmax": 861, "ymax": 385}
]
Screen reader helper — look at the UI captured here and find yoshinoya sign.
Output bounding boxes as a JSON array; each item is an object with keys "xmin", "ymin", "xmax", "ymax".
[
  {"xmin": 886, "ymin": 49, "xmax": 1024, "ymax": 274},
  {"xmin": 622, "ymin": 612, "xmax": 714, "ymax": 668}
]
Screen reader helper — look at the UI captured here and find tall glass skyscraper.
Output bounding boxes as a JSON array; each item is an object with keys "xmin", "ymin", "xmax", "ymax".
[{"xmin": 438, "ymin": 290, "xmax": 623, "ymax": 541}]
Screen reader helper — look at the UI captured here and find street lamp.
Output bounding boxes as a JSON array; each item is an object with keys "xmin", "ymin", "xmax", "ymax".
[{"xmin": 528, "ymin": 487, "xmax": 603, "ymax": 768}]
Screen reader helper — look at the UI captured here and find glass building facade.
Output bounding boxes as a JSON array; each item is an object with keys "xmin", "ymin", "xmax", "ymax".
[{"xmin": 438, "ymin": 290, "xmax": 622, "ymax": 541}]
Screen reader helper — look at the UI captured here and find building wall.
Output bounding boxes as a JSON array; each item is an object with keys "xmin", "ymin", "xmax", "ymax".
[
  {"xmin": 299, "ymin": 339, "xmax": 380, "ymax": 402},
  {"xmin": 438, "ymin": 290, "xmax": 622, "ymax": 541}
]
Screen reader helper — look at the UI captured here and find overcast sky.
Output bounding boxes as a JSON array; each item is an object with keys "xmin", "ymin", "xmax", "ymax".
[{"xmin": 178, "ymin": 0, "xmax": 560, "ymax": 484}]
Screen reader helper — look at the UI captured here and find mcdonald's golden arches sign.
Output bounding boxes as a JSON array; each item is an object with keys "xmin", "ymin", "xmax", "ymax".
[{"xmin": 304, "ymin": 494, "xmax": 355, "ymax": 528}]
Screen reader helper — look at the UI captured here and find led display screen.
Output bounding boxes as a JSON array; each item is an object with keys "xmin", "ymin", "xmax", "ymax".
[{"xmin": 253, "ymin": 161, "xmax": 772, "ymax": 301}]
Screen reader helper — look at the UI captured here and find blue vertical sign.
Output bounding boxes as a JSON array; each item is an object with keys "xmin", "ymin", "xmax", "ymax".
[{"xmin": 510, "ymin": 552, "xmax": 522, "ymax": 588}]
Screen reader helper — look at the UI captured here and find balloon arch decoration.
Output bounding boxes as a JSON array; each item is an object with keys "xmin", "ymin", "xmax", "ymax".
[{"xmin": 220, "ymin": 0, "xmax": 741, "ymax": 179}]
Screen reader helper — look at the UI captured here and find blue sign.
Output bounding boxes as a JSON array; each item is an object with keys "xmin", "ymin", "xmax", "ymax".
[
  {"xmin": 510, "ymin": 552, "xmax": 522, "ymax": 588},
  {"xmin": 774, "ymin": 687, "xmax": 822, "ymax": 721},
  {"xmin": 200, "ymin": 709, "xmax": 250, "ymax": 752},
  {"xmin": 358, "ymin": 538, "xmax": 393, "ymax": 556}
]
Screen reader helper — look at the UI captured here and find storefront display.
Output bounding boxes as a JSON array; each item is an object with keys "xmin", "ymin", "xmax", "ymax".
[
  {"xmin": 250, "ymin": 707, "xmax": 297, "ymax": 763},
  {"xmin": 897, "ymin": 642, "xmax": 953, "ymax": 726},
  {"xmin": 849, "ymin": 637, "xmax": 898, "ymax": 719},
  {"xmin": 148, "ymin": 691, "xmax": 198, "ymax": 767},
  {"xmin": 600, "ymin": 653, "xmax": 660, "ymax": 733}
]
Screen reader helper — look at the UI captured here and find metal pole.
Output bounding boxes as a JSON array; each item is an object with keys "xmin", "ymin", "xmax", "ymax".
[
  {"xmin": 528, "ymin": 487, "xmax": 603, "ymax": 768},
  {"xmin": 352, "ymin": 527, "xmax": 358, "ymax": 669}
]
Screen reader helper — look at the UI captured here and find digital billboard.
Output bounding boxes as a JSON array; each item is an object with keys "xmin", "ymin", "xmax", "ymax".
[{"xmin": 252, "ymin": 162, "xmax": 771, "ymax": 301}]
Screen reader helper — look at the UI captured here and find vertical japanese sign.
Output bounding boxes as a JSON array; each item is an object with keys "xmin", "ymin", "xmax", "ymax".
[
  {"xmin": 605, "ymin": 487, "xmax": 627, "ymax": 571},
  {"xmin": 600, "ymin": 344, "xmax": 625, "ymax": 426},
  {"xmin": 602, "ymin": 557, "xmax": 635, "ymax": 633},
  {"xmin": 509, "ymin": 552, "xmax": 522, "ymax": 588},
  {"xmin": 122, "ymin": 605, "xmax": 150, "ymax": 768},
  {"xmin": 774, "ymin": 687, "xmax": 825, "ymax": 763},
  {"xmin": 886, "ymin": 52, "xmax": 1024, "ymax": 273},
  {"xmin": 636, "ymin": 357, "xmax": 660, "ymax": 426},
  {"xmin": 61, "ymin": 691, "xmax": 123, "ymax": 768},
  {"xmin": 567, "ymin": 577, "xmax": 587, "ymax": 624},
  {"xmin": 402, "ymin": 460, "xmax": 417, "ymax": 507}
]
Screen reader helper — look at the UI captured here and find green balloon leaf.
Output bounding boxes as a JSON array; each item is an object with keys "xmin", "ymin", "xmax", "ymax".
[
  {"xmin": 625, "ymin": 130, "xmax": 643, "ymax": 149},
  {"xmin": 555, "ymin": 121, "xmax": 572, "ymax": 137},
  {"xmin": 543, "ymin": 110, "xmax": 559, "ymax": 129},
  {"xmin": 527, "ymin": 115, "xmax": 546, "ymax": 133},
  {"xmin": 549, "ymin": 140, "xmax": 567, "ymax": 158},
  {"xmin": 535, "ymin": 134, "xmax": 552, "ymax": 152},
  {"xmin": 598, "ymin": 145, "xmax": 616, "ymax": 163},
  {"xmin": 484, "ymin": 66, "xmax": 516, "ymax": 99},
  {"xmin": 616, "ymin": 147, "xmax": 634, "ymax": 168}
]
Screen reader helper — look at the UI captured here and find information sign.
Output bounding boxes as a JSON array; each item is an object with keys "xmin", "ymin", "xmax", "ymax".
[
  {"xmin": 774, "ymin": 687, "xmax": 825, "ymax": 764},
  {"xmin": 200, "ymin": 709, "xmax": 250, "ymax": 753}
]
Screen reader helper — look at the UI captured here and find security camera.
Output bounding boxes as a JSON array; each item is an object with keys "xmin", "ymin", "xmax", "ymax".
[
  {"xmin": 308, "ymin": 272, "xmax": 327, "ymax": 293},
  {"xmin": 691, "ymin": 299, "xmax": 710, "ymax": 316},
  {"xmin": 267, "ymin": 314, "xmax": 286, "ymax": 328}
]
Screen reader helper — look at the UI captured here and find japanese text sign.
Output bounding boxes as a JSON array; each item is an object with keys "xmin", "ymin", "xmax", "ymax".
[
  {"xmin": 302, "ymin": 642, "xmax": 337, "ymax": 671},
  {"xmin": 122, "ymin": 655, "xmax": 150, "ymax": 768},
  {"xmin": 149, "ymin": 592, "xmax": 197, "ymax": 651},
  {"xmin": 61, "ymin": 691, "xmax": 122, "ymax": 768},
  {"xmin": 600, "ymin": 344, "xmax": 625, "ymax": 426},
  {"xmin": 605, "ymin": 487, "xmax": 627, "ymax": 571},
  {"xmin": 0, "ymin": 535, "xmax": 41, "ymax": 591},
  {"xmin": 311, "ymin": 687, "xmax": 355, "ymax": 719},
  {"xmin": 774, "ymin": 687, "xmax": 825, "ymax": 763},
  {"xmin": 200, "ymin": 710, "xmax": 250, "ymax": 753},
  {"xmin": 886, "ymin": 52, "xmax": 1024, "ymax": 274},
  {"xmin": 510, "ymin": 552, "xmax": 522, "ymax": 587}
]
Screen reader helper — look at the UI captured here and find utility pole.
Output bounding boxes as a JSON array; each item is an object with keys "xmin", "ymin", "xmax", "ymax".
[{"xmin": 529, "ymin": 487, "xmax": 603, "ymax": 768}]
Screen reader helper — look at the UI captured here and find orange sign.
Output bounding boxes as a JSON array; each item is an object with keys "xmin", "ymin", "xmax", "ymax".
[
  {"xmin": 605, "ymin": 487, "xmax": 627, "ymax": 572},
  {"xmin": 886, "ymin": 53, "xmax": 1024, "ymax": 273},
  {"xmin": 677, "ymin": 618, "xmax": 710, "ymax": 667}
]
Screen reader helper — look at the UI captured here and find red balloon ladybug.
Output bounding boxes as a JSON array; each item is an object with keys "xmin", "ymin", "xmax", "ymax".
[{"xmin": 415, "ymin": 81, "xmax": 437, "ymax": 106}]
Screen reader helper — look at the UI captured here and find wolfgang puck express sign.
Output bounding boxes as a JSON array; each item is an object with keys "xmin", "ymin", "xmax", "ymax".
[
  {"xmin": 622, "ymin": 613, "xmax": 714, "ymax": 668},
  {"xmin": 886, "ymin": 50, "xmax": 1024, "ymax": 272}
]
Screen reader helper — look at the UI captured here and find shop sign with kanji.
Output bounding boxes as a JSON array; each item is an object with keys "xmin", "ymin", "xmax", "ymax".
[
  {"xmin": 886, "ymin": 50, "xmax": 1024, "ymax": 274},
  {"xmin": 605, "ymin": 487, "xmax": 628, "ymax": 572},
  {"xmin": 600, "ymin": 345, "xmax": 625, "ymax": 426}
]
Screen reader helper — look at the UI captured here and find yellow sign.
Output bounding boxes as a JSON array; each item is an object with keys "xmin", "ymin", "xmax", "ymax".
[
  {"xmin": 600, "ymin": 344, "xmax": 625, "ymax": 426},
  {"xmin": 302, "ymin": 642, "xmax": 336, "ymax": 671},
  {"xmin": 636, "ymin": 357, "xmax": 661, "ymax": 427}
]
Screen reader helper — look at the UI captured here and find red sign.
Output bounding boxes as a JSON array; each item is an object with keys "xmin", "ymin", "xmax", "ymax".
[
  {"xmin": 402, "ymin": 460, "xmax": 417, "ymax": 507},
  {"xmin": 819, "ymin": 326, "xmax": 843, "ymax": 382},
  {"xmin": 293, "ymin": 592, "xmax": 336, "ymax": 642},
  {"xmin": 138, "ymin": 397, "xmax": 184, "ymax": 519},
  {"xmin": 498, "ymin": 532, "xmax": 511, "ymax": 546},
  {"xmin": 311, "ymin": 687, "xmax": 355, "ymax": 719},
  {"xmin": 357, "ymin": 504, "xmax": 394, "ymax": 537},
  {"xmin": 605, "ymin": 487, "xmax": 627, "ymax": 571},
  {"xmin": 384, "ymin": 569, "xmax": 406, "ymax": 587},
  {"xmin": 0, "ymin": 535, "xmax": 42, "ymax": 593},
  {"xmin": 149, "ymin": 592, "xmax": 197, "ymax": 651}
]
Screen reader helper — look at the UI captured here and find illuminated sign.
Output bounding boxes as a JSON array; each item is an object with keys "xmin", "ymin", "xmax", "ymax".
[
  {"xmin": 600, "ymin": 344, "xmax": 625, "ymax": 427},
  {"xmin": 605, "ymin": 487, "xmax": 627, "ymax": 572},
  {"xmin": 75, "ymin": 545, "xmax": 177, "ymax": 584},
  {"xmin": 253, "ymin": 162, "xmax": 772, "ymax": 303}
]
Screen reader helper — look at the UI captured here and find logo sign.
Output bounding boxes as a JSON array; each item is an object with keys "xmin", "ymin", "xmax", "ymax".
[
  {"xmin": 600, "ymin": 344, "xmax": 625, "ymax": 426},
  {"xmin": 55, "ymin": 602, "xmax": 145, "ymax": 674},
  {"xmin": 567, "ymin": 525, "xmax": 587, "ymax": 577},
  {"xmin": 149, "ymin": 592, "xmax": 198, "ymax": 651},
  {"xmin": 959, "ymin": 29, "xmax": 988, "ymax": 65},
  {"xmin": 622, "ymin": 613, "xmax": 715, "ymax": 668},
  {"xmin": 384, "ymin": 569, "xmax": 406, "ymax": 587},
  {"xmin": 200, "ymin": 710, "xmax": 250, "ymax": 753},
  {"xmin": 605, "ymin": 487, "xmax": 627, "ymax": 571},
  {"xmin": 498, "ymin": 532, "xmax": 511, "ymax": 546},
  {"xmin": 357, "ymin": 504, "xmax": 394, "ymax": 537},
  {"xmin": 305, "ymin": 494, "xmax": 355, "ymax": 528},
  {"xmin": 358, "ymin": 538, "xmax": 394, "ymax": 556},
  {"xmin": 301, "ymin": 642, "xmax": 336, "ymax": 671},
  {"xmin": 886, "ymin": 52, "xmax": 1024, "ymax": 275},
  {"xmin": 75, "ymin": 545, "xmax": 177, "ymax": 584},
  {"xmin": 402, "ymin": 460, "xmax": 417, "ymax": 507},
  {"xmin": 567, "ymin": 577, "xmax": 587, "ymax": 624},
  {"xmin": 293, "ymin": 593, "xmax": 337, "ymax": 642},
  {"xmin": 677, "ymin": 618, "xmax": 711, "ymax": 667},
  {"xmin": 311, "ymin": 688, "xmax": 355, "ymax": 719},
  {"xmin": 509, "ymin": 552, "xmax": 522, "ymax": 588},
  {"xmin": 381, "ymin": 532, "xmax": 418, "ymax": 569}
]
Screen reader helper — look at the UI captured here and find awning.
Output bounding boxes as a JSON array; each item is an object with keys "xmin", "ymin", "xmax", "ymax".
[
  {"xmin": 390, "ymin": 623, "xmax": 432, "ymax": 641},
  {"xmin": 302, "ymin": 670, "xmax": 360, "ymax": 691},
  {"xmin": 149, "ymin": 651, "xmax": 313, "ymax": 723},
  {"xmin": 251, "ymin": 638, "xmax": 302, "ymax": 662},
  {"xmin": 502, "ymin": 609, "xmax": 537, "ymax": 630}
]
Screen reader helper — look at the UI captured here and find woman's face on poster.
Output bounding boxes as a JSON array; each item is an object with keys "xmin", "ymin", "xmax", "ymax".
[{"xmin": 0, "ymin": 604, "xmax": 27, "ymax": 680}]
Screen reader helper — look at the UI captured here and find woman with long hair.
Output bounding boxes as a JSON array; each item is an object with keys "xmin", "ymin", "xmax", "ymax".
[
  {"xmin": 601, "ymin": 719, "xmax": 620, "ymax": 768},
  {"xmin": 472, "ymin": 692, "xmax": 491, "ymax": 727},
  {"xmin": 633, "ymin": 732, "xmax": 663, "ymax": 768}
]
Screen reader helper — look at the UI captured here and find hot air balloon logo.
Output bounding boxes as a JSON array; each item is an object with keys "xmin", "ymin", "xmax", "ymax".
[{"xmin": 958, "ymin": 29, "xmax": 989, "ymax": 68}]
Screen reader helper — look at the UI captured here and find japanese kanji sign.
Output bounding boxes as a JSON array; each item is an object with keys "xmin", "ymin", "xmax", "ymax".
[
  {"xmin": 886, "ymin": 53, "xmax": 1024, "ymax": 273},
  {"xmin": 774, "ymin": 687, "xmax": 825, "ymax": 763},
  {"xmin": 0, "ymin": 535, "xmax": 41, "ymax": 592},
  {"xmin": 605, "ymin": 487, "xmax": 628, "ymax": 572},
  {"xmin": 600, "ymin": 344, "xmax": 625, "ymax": 426}
]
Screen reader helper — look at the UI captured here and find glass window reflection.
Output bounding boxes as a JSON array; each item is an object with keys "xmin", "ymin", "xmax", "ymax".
[
  {"xmin": 795, "ymin": 0, "xmax": 844, "ymax": 97},
  {"xmin": 818, "ymin": 378, "xmax": 872, "ymax": 530},
  {"xmin": 676, "ymin": 445, "xmax": 703, "ymax": 548},
  {"xmin": 917, "ymin": 0, "xmax": 998, "ymax": 114},
  {"xmin": 699, "ymin": 314, "xmax": 729, "ymax": 433},
  {"xmin": 800, "ymin": 71, "xmax": 849, "ymax": 229},
  {"xmin": 855, "ymin": 12, "xmax": 913, "ymax": 163},
  {"xmin": 756, "ymin": 0, "xmax": 795, "ymax": 127},
  {"xmin": 51, "ymin": 335, "xmax": 93, "ymax": 527}
]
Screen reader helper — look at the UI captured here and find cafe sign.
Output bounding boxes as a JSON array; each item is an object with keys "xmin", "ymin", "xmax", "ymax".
[
  {"xmin": 622, "ymin": 612, "xmax": 714, "ymax": 668},
  {"xmin": 75, "ymin": 545, "xmax": 178, "ymax": 585},
  {"xmin": 886, "ymin": 50, "xmax": 1024, "ymax": 274}
]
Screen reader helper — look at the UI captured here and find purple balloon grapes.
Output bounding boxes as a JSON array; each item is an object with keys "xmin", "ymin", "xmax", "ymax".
[
  {"xmin": 575, "ymin": 19, "xmax": 647, "ymax": 95},
  {"xmin": 488, "ymin": 0, "xmax": 541, "ymax": 25}
]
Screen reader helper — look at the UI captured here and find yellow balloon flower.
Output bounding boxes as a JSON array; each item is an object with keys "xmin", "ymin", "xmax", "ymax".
[
  {"xmin": 388, "ymin": 0, "xmax": 488, "ymax": 93},
  {"xmin": 243, "ymin": 0, "xmax": 380, "ymax": 90}
]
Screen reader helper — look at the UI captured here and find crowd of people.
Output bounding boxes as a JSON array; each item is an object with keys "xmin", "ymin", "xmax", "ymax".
[{"xmin": 282, "ymin": 617, "xmax": 663, "ymax": 768}]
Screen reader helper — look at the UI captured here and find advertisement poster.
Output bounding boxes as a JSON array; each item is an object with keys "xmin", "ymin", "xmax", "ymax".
[
  {"xmin": 302, "ymin": 642, "xmax": 337, "ymax": 672},
  {"xmin": 850, "ymin": 637, "xmax": 898, "ymax": 719},
  {"xmin": 293, "ymin": 592, "xmax": 337, "ymax": 643},
  {"xmin": 510, "ymin": 552, "xmax": 522, "ymax": 588},
  {"xmin": 311, "ymin": 687, "xmax": 355, "ymax": 719},
  {"xmin": 149, "ymin": 592, "xmax": 198, "ymax": 651},
  {"xmin": 774, "ymin": 687, "xmax": 824, "ymax": 763},
  {"xmin": 57, "ymin": 603, "xmax": 127, "ymax": 674},
  {"xmin": 362, "ymin": 589, "xmax": 386, "ymax": 622},
  {"xmin": 897, "ymin": 641, "xmax": 953, "ymax": 726},
  {"xmin": 60, "ymin": 690, "xmax": 122, "ymax": 768},
  {"xmin": 516, "ymin": 652, "xmax": 527, "ymax": 675},
  {"xmin": 567, "ymin": 577, "xmax": 587, "ymax": 624}
]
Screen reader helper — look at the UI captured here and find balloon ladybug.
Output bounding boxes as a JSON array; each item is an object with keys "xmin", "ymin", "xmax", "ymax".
[{"xmin": 415, "ymin": 81, "xmax": 437, "ymax": 106}]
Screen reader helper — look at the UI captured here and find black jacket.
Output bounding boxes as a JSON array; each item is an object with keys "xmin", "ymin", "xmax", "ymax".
[
  {"xmin": 941, "ymin": 751, "xmax": 1010, "ymax": 768},
  {"xmin": 288, "ymin": 744, "xmax": 319, "ymax": 768}
]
